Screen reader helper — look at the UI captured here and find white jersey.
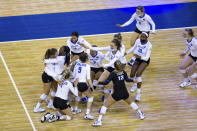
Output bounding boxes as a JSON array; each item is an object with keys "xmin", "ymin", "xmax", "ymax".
[
  {"xmin": 89, "ymin": 44, "xmax": 126, "ymax": 64},
  {"xmin": 55, "ymin": 80, "xmax": 78, "ymax": 100},
  {"xmin": 122, "ymin": 13, "xmax": 155, "ymax": 32},
  {"xmin": 184, "ymin": 37, "xmax": 197, "ymax": 57},
  {"xmin": 127, "ymin": 39, "xmax": 152, "ymax": 61},
  {"xmin": 67, "ymin": 37, "xmax": 91, "ymax": 53},
  {"xmin": 104, "ymin": 50, "xmax": 122, "ymax": 68},
  {"xmin": 86, "ymin": 49, "xmax": 105, "ymax": 68},
  {"xmin": 44, "ymin": 56, "xmax": 65, "ymax": 79},
  {"xmin": 73, "ymin": 61, "xmax": 91, "ymax": 83}
]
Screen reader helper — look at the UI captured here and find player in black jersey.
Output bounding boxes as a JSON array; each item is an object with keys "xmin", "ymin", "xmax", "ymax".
[{"xmin": 92, "ymin": 60, "xmax": 145, "ymax": 127}]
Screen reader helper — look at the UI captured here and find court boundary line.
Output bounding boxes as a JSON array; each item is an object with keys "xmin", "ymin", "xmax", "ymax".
[
  {"xmin": 0, "ymin": 51, "xmax": 37, "ymax": 131},
  {"xmin": 0, "ymin": 26, "xmax": 196, "ymax": 44}
]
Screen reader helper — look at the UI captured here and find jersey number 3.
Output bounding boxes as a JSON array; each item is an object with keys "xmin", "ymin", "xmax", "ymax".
[{"xmin": 78, "ymin": 67, "xmax": 82, "ymax": 73}]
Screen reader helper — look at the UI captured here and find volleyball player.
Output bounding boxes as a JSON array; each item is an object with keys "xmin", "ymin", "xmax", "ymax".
[
  {"xmin": 34, "ymin": 48, "xmax": 58, "ymax": 113},
  {"xmin": 87, "ymin": 45, "xmax": 106, "ymax": 87},
  {"xmin": 116, "ymin": 6, "xmax": 155, "ymax": 66},
  {"xmin": 92, "ymin": 60, "xmax": 145, "ymax": 126},
  {"xmin": 179, "ymin": 28, "xmax": 197, "ymax": 88},
  {"xmin": 67, "ymin": 31, "xmax": 91, "ymax": 63},
  {"xmin": 41, "ymin": 69, "xmax": 78, "ymax": 123},
  {"xmin": 43, "ymin": 46, "xmax": 71, "ymax": 109},
  {"xmin": 125, "ymin": 32, "xmax": 152, "ymax": 102},
  {"xmin": 72, "ymin": 53, "xmax": 95, "ymax": 120}
]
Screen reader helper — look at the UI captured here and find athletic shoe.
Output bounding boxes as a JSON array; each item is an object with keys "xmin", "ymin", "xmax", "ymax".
[
  {"xmin": 135, "ymin": 94, "xmax": 141, "ymax": 102},
  {"xmin": 137, "ymin": 110, "xmax": 145, "ymax": 120},
  {"xmin": 84, "ymin": 114, "xmax": 94, "ymax": 120},
  {"xmin": 130, "ymin": 83, "xmax": 137, "ymax": 93},
  {"xmin": 41, "ymin": 112, "xmax": 51, "ymax": 123},
  {"xmin": 34, "ymin": 107, "xmax": 45, "ymax": 113},
  {"xmin": 179, "ymin": 81, "xmax": 191, "ymax": 88},
  {"xmin": 92, "ymin": 120, "xmax": 102, "ymax": 126},
  {"xmin": 72, "ymin": 109, "xmax": 81, "ymax": 115},
  {"xmin": 48, "ymin": 114, "xmax": 59, "ymax": 123}
]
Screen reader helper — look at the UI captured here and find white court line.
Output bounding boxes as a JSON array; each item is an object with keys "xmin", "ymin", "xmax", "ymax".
[
  {"xmin": 0, "ymin": 51, "xmax": 37, "ymax": 131},
  {"xmin": 0, "ymin": 26, "xmax": 197, "ymax": 44}
]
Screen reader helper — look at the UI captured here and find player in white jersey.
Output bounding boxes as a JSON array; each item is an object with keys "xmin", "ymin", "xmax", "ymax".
[
  {"xmin": 116, "ymin": 6, "xmax": 155, "ymax": 66},
  {"xmin": 179, "ymin": 28, "xmax": 197, "ymax": 88},
  {"xmin": 87, "ymin": 46, "xmax": 105, "ymax": 87},
  {"xmin": 87, "ymin": 39, "xmax": 122, "ymax": 84},
  {"xmin": 67, "ymin": 32, "xmax": 91, "ymax": 63},
  {"xmin": 34, "ymin": 48, "xmax": 58, "ymax": 113},
  {"xmin": 41, "ymin": 69, "xmax": 78, "ymax": 123},
  {"xmin": 73, "ymin": 53, "xmax": 95, "ymax": 120},
  {"xmin": 43, "ymin": 46, "xmax": 71, "ymax": 110},
  {"xmin": 125, "ymin": 32, "xmax": 152, "ymax": 102}
]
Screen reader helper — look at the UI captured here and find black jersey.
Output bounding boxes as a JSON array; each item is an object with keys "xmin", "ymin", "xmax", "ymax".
[{"xmin": 99, "ymin": 70, "xmax": 133, "ymax": 93}]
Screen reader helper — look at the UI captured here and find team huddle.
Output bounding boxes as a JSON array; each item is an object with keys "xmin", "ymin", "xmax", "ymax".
[{"xmin": 33, "ymin": 6, "xmax": 197, "ymax": 127}]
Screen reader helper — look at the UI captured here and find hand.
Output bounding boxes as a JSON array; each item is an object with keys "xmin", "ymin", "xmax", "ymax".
[
  {"xmin": 134, "ymin": 54, "xmax": 141, "ymax": 58},
  {"xmin": 150, "ymin": 31, "xmax": 156, "ymax": 35},
  {"xmin": 116, "ymin": 24, "xmax": 123, "ymax": 27},
  {"xmin": 57, "ymin": 80, "xmax": 63, "ymax": 85},
  {"xmin": 180, "ymin": 53, "xmax": 186, "ymax": 58}
]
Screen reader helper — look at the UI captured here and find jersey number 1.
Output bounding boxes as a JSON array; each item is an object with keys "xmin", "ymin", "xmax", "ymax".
[{"xmin": 118, "ymin": 75, "xmax": 124, "ymax": 80}]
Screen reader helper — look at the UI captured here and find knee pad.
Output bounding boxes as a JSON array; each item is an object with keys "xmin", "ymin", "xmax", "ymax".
[
  {"xmin": 104, "ymin": 88, "xmax": 109, "ymax": 94},
  {"xmin": 40, "ymin": 94, "xmax": 47, "ymax": 100},
  {"xmin": 100, "ymin": 106, "xmax": 107, "ymax": 114},
  {"xmin": 93, "ymin": 80, "xmax": 97, "ymax": 86},
  {"xmin": 88, "ymin": 97, "xmax": 94, "ymax": 102},
  {"xmin": 180, "ymin": 69, "xmax": 186, "ymax": 74},
  {"xmin": 190, "ymin": 73, "xmax": 197, "ymax": 79},
  {"xmin": 51, "ymin": 90, "xmax": 56, "ymax": 97},
  {"xmin": 136, "ymin": 77, "xmax": 142, "ymax": 83},
  {"xmin": 75, "ymin": 96, "xmax": 81, "ymax": 102}
]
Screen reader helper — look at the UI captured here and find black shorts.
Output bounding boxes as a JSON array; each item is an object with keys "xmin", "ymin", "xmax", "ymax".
[
  {"xmin": 135, "ymin": 58, "xmax": 150, "ymax": 65},
  {"xmin": 53, "ymin": 97, "xmax": 70, "ymax": 110},
  {"xmin": 91, "ymin": 67, "xmax": 104, "ymax": 74},
  {"xmin": 134, "ymin": 28, "xmax": 150, "ymax": 35},
  {"xmin": 71, "ymin": 51, "xmax": 84, "ymax": 56},
  {"xmin": 189, "ymin": 53, "xmax": 197, "ymax": 61},
  {"xmin": 77, "ymin": 83, "xmax": 89, "ymax": 92},
  {"xmin": 112, "ymin": 90, "xmax": 129, "ymax": 101},
  {"xmin": 106, "ymin": 67, "xmax": 115, "ymax": 73},
  {"xmin": 42, "ymin": 71, "xmax": 54, "ymax": 83}
]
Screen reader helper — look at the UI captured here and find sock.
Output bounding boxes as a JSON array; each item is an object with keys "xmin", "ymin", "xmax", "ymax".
[
  {"xmin": 86, "ymin": 108, "xmax": 90, "ymax": 114},
  {"xmin": 74, "ymin": 106, "xmax": 78, "ymax": 110},
  {"xmin": 137, "ymin": 110, "xmax": 142, "ymax": 115},
  {"xmin": 66, "ymin": 115, "xmax": 71, "ymax": 121},
  {"xmin": 35, "ymin": 102, "xmax": 41, "ymax": 109},
  {"xmin": 184, "ymin": 78, "xmax": 190, "ymax": 82},
  {"xmin": 98, "ymin": 115, "xmax": 103, "ymax": 121},
  {"xmin": 137, "ymin": 88, "xmax": 141, "ymax": 94},
  {"xmin": 130, "ymin": 102, "xmax": 138, "ymax": 110}
]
